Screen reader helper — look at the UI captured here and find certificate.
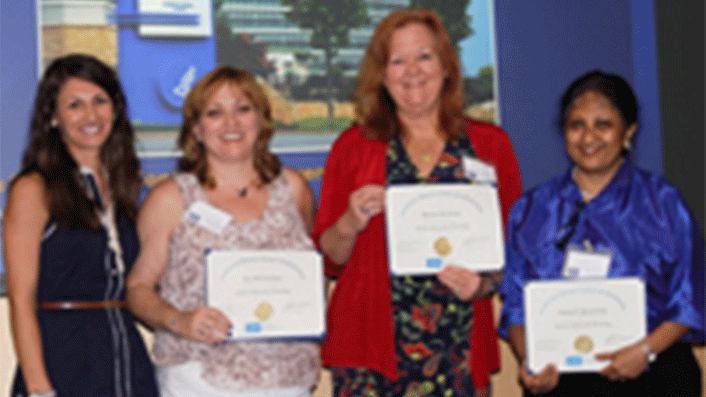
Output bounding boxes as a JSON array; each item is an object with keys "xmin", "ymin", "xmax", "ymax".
[
  {"xmin": 385, "ymin": 184, "xmax": 504, "ymax": 275},
  {"xmin": 524, "ymin": 277, "xmax": 646, "ymax": 373},
  {"xmin": 205, "ymin": 250, "xmax": 325, "ymax": 340}
]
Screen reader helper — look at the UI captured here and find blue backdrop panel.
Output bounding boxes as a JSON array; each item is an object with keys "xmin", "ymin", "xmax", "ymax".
[
  {"xmin": 495, "ymin": 0, "xmax": 661, "ymax": 191},
  {"xmin": 496, "ymin": 1, "xmax": 633, "ymax": 190},
  {"xmin": 116, "ymin": 0, "xmax": 216, "ymax": 127},
  {"xmin": 0, "ymin": 0, "xmax": 39, "ymax": 285}
]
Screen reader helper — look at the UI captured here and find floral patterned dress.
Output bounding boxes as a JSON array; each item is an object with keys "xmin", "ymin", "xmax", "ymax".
[{"xmin": 333, "ymin": 135, "xmax": 479, "ymax": 397}]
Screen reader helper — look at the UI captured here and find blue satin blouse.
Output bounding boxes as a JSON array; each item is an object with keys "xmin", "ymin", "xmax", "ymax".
[{"xmin": 499, "ymin": 161, "xmax": 705, "ymax": 342}]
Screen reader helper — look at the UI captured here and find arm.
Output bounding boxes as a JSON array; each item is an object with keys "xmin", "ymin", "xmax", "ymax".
[
  {"xmin": 497, "ymin": 197, "xmax": 562, "ymax": 393},
  {"xmin": 3, "ymin": 174, "xmax": 54, "ymax": 394},
  {"xmin": 318, "ymin": 184, "xmax": 384, "ymax": 264},
  {"xmin": 507, "ymin": 324, "xmax": 527, "ymax": 362},
  {"xmin": 597, "ymin": 322, "xmax": 689, "ymax": 381},
  {"xmin": 597, "ymin": 185, "xmax": 705, "ymax": 381},
  {"xmin": 126, "ymin": 180, "xmax": 230, "ymax": 346},
  {"xmin": 507, "ymin": 324, "xmax": 561, "ymax": 394},
  {"xmin": 282, "ymin": 167, "xmax": 315, "ymax": 233},
  {"xmin": 312, "ymin": 129, "xmax": 386, "ymax": 266}
]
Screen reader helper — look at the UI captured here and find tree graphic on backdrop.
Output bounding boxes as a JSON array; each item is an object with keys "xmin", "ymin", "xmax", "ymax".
[
  {"xmin": 409, "ymin": 0, "xmax": 475, "ymax": 51},
  {"xmin": 281, "ymin": 0, "xmax": 369, "ymax": 120},
  {"xmin": 410, "ymin": 0, "xmax": 493, "ymax": 110},
  {"xmin": 215, "ymin": 13, "xmax": 275, "ymax": 78}
]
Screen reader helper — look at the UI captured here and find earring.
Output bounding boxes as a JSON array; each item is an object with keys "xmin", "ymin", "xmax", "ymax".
[
  {"xmin": 624, "ymin": 141, "xmax": 632, "ymax": 151},
  {"xmin": 50, "ymin": 119, "xmax": 58, "ymax": 128}
]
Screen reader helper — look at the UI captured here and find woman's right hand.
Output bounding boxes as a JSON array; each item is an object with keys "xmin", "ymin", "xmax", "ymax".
[
  {"xmin": 318, "ymin": 184, "xmax": 385, "ymax": 265},
  {"xmin": 172, "ymin": 307, "xmax": 232, "ymax": 346},
  {"xmin": 519, "ymin": 363, "xmax": 560, "ymax": 395},
  {"xmin": 343, "ymin": 184, "xmax": 385, "ymax": 234}
]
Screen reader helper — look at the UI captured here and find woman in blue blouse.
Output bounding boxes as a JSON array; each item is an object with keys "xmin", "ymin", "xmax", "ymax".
[{"xmin": 499, "ymin": 70, "xmax": 704, "ymax": 396}]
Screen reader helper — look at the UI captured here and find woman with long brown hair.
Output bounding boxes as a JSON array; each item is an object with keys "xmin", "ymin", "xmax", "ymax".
[{"xmin": 4, "ymin": 54, "xmax": 158, "ymax": 397}]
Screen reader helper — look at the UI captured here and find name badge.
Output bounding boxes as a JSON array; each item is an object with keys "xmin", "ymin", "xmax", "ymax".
[
  {"xmin": 462, "ymin": 156, "xmax": 497, "ymax": 185},
  {"xmin": 562, "ymin": 246, "xmax": 612, "ymax": 279},
  {"xmin": 184, "ymin": 201, "xmax": 232, "ymax": 234}
]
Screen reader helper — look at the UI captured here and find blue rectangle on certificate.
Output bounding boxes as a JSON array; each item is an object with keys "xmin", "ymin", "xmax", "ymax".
[
  {"xmin": 565, "ymin": 356, "xmax": 583, "ymax": 367},
  {"xmin": 426, "ymin": 258, "xmax": 442, "ymax": 268},
  {"xmin": 245, "ymin": 322, "xmax": 262, "ymax": 333}
]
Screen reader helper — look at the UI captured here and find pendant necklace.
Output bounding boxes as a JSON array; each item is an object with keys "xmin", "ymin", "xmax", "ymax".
[{"xmin": 236, "ymin": 178, "xmax": 257, "ymax": 198}]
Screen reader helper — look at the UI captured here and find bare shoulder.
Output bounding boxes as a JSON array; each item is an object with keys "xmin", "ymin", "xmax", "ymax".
[
  {"xmin": 9, "ymin": 172, "xmax": 46, "ymax": 196},
  {"xmin": 281, "ymin": 167, "xmax": 315, "ymax": 230},
  {"xmin": 138, "ymin": 177, "xmax": 184, "ymax": 223},
  {"xmin": 281, "ymin": 167, "xmax": 313, "ymax": 198},
  {"xmin": 5, "ymin": 173, "xmax": 48, "ymax": 214},
  {"xmin": 282, "ymin": 167, "xmax": 308, "ymax": 187},
  {"xmin": 3, "ymin": 172, "xmax": 50, "ymax": 232}
]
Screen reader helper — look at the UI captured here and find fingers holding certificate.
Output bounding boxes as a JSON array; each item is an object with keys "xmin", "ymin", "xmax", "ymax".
[
  {"xmin": 349, "ymin": 184, "xmax": 386, "ymax": 231},
  {"xmin": 178, "ymin": 306, "xmax": 232, "ymax": 346}
]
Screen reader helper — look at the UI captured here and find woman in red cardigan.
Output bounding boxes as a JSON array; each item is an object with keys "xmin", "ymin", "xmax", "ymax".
[{"xmin": 312, "ymin": 8, "xmax": 522, "ymax": 397}]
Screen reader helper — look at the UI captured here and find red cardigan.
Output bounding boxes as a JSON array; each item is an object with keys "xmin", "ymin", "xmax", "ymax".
[{"xmin": 312, "ymin": 119, "xmax": 522, "ymax": 388}]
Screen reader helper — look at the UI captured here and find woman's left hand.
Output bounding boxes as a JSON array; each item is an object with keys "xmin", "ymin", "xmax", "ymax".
[
  {"xmin": 437, "ymin": 265, "xmax": 483, "ymax": 301},
  {"xmin": 596, "ymin": 343, "xmax": 648, "ymax": 381}
]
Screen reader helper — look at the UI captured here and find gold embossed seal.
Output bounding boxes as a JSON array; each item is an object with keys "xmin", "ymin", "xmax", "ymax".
[
  {"xmin": 254, "ymin": 301, "xmax": 274, "ymax": 321},
  {"xmin": 574, "ymin": 335, "xmax": 594, "ymax": 354},
  {"xmin": 434, "ymin": 237, "xmax": 452, "ymax": 257}
]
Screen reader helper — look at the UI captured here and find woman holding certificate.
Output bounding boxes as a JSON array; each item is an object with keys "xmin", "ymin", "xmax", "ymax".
[
  {"xmin": 499, "ymin": 70, "xmax": 704, "ymax": 396},
  {"xmin": 126, "ymin": 66, "xmax": 320, "ymax": 397},
  {"xmin": 4, "ymin": 54, "xmax": 158, "ymax": 397},
  {"xmin": 313, "ymin": 8, "xmax": 522, "ymax": 397}
]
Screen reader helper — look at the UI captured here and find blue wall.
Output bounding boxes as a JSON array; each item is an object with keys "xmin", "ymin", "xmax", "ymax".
[{"xmin": 495, "ymin": 1, "xmax": 662, "ymax": 190}]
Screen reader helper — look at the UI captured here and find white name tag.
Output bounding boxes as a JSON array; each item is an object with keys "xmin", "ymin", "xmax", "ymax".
[
  {"xmin": 462, "ymin": 156, "xmax": 498, "ymax": 185},
  {"xmin": 184, "ymin": 201, "xmax": 232, "ymax": 234},
  {"xmin": 562, "ymin": 247, "xmax": 612, "ymax": 279}
]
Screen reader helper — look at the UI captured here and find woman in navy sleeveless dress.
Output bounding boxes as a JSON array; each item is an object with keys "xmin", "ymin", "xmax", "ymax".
[{"xmin": 4, "ymin": 54, "xmax": 158, "ymax": 397}]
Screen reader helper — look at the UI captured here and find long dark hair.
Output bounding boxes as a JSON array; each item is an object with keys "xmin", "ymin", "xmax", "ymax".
[
  {"xmin": 177, "ymin": 66, "xmax": 281, "ymax": 189},
  {"xmin": 18, "ymin": 54, "xmax": 141, "ymax": 230}
]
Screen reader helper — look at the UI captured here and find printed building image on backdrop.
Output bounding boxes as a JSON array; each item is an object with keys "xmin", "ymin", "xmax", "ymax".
[{"xmin": 38, "ymin": 0, "xmax": 499, "ymax": 155}]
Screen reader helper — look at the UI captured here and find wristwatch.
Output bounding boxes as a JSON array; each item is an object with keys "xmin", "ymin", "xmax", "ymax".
[
  {"xmin": 640, "ymin": 342, "xmax": 657, "ymax": 363},
  {"xmin": 28, "ymin": 390, "xmax": 56, "ymax": 397}
]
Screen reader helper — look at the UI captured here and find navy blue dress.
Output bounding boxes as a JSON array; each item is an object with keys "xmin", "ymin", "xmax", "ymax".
[{"xmin": 11, "ymin": 202, "xmax": 158, "ymax": 396}]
